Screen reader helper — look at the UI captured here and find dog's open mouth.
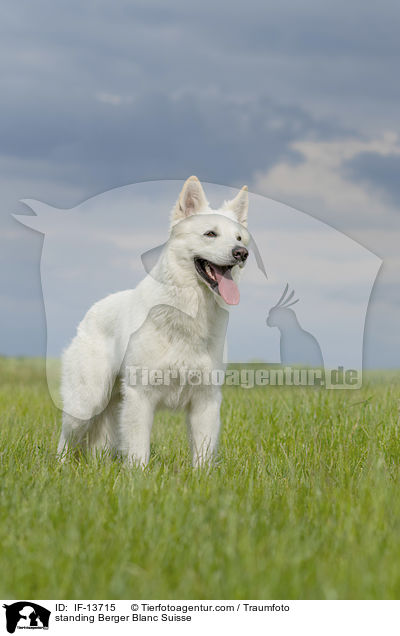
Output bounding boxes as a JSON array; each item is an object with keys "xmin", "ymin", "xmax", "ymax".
[{"xmin": 194, "ymin": 258, "xmax": 240, "ymax": 305}]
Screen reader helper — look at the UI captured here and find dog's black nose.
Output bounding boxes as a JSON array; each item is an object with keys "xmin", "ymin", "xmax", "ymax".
[{"xmin": 232, "ymin": 246, "xmax": 248, "ymax": 262}]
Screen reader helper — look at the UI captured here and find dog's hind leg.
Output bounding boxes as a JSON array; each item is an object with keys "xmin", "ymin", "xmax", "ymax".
[
  {"xmin": 57, "ymin": 413, "xmax": 87, "ymax": 460},
  {"xmin": 58, "ymin": 380, "xmax": 122, "ymax": 460},
  {"xmin": 57, "ymin": 410, "xmax": 94, "ymax": 459},
  {"xmin": 86, "ymin": 383, "xmax": 121, "ymax": 457},
  {"xmin": 58, "ymin": 328, "xmax": 121, "ymax": 460},
  {"xmin": 57, "ymin": 427, "xmax": 70, "ymax": 462}
]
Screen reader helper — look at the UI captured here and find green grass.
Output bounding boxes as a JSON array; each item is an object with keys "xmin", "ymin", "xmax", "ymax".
[{"xmin": 1, "ymin": 357, "xmax": 400, "ymax": 599}]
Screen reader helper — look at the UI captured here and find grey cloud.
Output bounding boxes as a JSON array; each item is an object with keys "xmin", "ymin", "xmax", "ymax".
[
  {"xmin": 2, "ymin": 0, "xmax": 400, "ymax": 134},
  {"xmin": 343, "ymin": 151, "xmax": 400, "ymax": 208},
  {"xmin": 0, "ymin": 89, "xmax": 348, "ymax": 196}
]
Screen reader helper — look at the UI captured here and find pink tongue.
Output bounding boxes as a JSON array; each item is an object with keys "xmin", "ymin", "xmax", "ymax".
[{"xmin": 214, "ymin": 268, "xmax": 240, "ymax": 305}]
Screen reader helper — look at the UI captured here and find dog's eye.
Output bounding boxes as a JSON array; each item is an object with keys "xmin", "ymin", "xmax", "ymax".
[
  {"xmin": 237, "ymin": 235, "xmax": 242, "ymax": 241},
  {"xmin": 204, "ymin": 230, "xmax": 217, "ymax": 237}
]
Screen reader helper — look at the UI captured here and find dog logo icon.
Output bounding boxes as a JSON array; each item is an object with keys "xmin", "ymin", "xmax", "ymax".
[{"xmin": 2, "ymin": 602, "xmax": 51, "ymax": 633}]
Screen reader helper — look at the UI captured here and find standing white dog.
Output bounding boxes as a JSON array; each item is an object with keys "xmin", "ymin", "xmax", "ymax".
[{"xmin": 58, "ymin": 177, "xmax": 249, "ymax": 467}]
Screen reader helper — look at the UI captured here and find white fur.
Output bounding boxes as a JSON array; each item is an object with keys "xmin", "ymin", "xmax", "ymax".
[{"xmin": 58, "ymin": 177, "xmax": 249, "ymax": 467}]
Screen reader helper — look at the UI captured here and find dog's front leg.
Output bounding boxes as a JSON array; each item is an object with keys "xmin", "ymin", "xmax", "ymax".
[
  {"xmin": 188, "ymin": 389, "xmax": 222, "ymax": 468},
  {"xmin": 119, "ymin": 386, "xmax": 154, "ymax": 467}
]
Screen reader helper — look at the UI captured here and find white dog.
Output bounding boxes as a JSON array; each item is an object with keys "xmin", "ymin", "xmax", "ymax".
[{"xmin": 58, "ymin": 177, "xmax": 249, "ymax": 467}]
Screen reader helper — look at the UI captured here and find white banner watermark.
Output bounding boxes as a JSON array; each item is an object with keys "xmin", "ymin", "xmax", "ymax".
[{"xmin": 1, "ymin": 599, "xmax": 398, "ymax": 635}]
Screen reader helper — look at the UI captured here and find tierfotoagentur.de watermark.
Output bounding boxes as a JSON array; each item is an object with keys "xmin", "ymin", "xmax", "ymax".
[{"xmin": 126, "ymin": 365, "xmax": 361, "ymax": 389}]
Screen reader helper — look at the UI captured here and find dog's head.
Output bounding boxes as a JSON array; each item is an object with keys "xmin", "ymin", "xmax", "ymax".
[{"xmin": 168, "ymin": 177, "xmax": 250, "ymax": 306}]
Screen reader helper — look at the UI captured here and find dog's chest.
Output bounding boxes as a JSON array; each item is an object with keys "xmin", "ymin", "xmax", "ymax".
[
  {"xmin": 127, "ymin": 316, "xmax": 219, "ymax": 370},
  {"xmin": 122, "ymin": 301, "xmax": 226, "ymax": 409}
]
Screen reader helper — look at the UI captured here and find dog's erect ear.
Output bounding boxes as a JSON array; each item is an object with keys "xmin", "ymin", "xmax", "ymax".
[
  {"xmin": 171, "ymin": 176, "xmax": 208, "ymax": 224},
  {"xmin": 223, "ymin": 186, "xmax": 248, "ymax": 227}
]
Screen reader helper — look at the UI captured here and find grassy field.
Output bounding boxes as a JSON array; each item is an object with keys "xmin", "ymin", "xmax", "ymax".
[{"xmin": 1, "ymin": 357, "xmax": 400, "ymax": 600}]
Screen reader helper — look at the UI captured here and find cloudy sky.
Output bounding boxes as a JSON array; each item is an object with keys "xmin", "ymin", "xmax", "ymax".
[{"xmin": 1, "ymin": 0, "xmax": 399, "ymax": 367}]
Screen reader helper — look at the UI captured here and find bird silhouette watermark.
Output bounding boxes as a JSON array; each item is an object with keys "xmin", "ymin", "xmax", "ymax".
[{"xmin": 266, "ymin": 284, "xmax": 324, "ymax": 369}]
